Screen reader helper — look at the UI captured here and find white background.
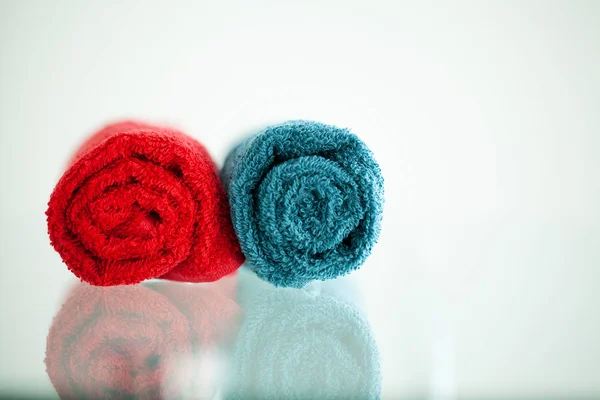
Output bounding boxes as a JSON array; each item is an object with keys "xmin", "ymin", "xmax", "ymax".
[{"xmin": 1, "ymin": 1, "xmax": 599, "ymax": 398}]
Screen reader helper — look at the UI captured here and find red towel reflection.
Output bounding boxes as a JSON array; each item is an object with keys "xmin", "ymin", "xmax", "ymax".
[{"xmin": 45, "ymin": 275, "xmax": 241, "ymax": 399}]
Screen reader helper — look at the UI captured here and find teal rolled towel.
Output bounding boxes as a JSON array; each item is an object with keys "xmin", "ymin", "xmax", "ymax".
[
  {"xmin": 221, "ymin": 120, "xmax": 384, "ymax": 288},
  {"xmin": 227, "ymin": 277, "xmax": 381, "ymax": 399}
]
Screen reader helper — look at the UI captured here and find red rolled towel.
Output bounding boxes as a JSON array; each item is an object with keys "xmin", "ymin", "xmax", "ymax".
[
  {"xmin": 47, "ymin": 121, "xmax": 245, "ymax": 285},
  {"xmin": 45, "ymin": 283, "xmax": 193, "ymax": 399}
]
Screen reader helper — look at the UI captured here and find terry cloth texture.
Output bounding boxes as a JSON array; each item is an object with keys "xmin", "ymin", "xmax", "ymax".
[
  {"xmin": 221, "ymin": 120, "xmax": 384, "ymax": 288},
  {"xmin": 227, "ymin": 283, "xmax": 382, "ymax": 399},
  {"xmin": 47, "ymin": 121, "xmax": 245, "ymax": 286},
  {"xmin": 46, "ymin": 280, "xmax": 243, "ymax": 400}
]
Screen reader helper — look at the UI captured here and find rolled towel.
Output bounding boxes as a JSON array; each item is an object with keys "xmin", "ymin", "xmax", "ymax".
[
  {"xmin": 45, "ymin": 283, "xmax": 192, "ymax": 399},
  {"xmin": 47, "ymin": 121, "xmax": 244, "ymax": 286},
  {"xmin": 221, "ymin": 120, "xmax": 384, "ymax": 288},
  {"xmin": 227, "ymin": 270, "xmax": 381, "ymax": 399}
]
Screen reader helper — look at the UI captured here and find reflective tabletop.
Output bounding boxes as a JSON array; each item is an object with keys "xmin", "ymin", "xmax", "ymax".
[{"xmin": 42, "ymin": 269, "xmax": 380, "ymax": 399}]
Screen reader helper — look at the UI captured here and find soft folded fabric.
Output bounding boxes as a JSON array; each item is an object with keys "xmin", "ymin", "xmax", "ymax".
[
  {"xmin": 221, "ymin": 120, "xmax": 384, "ymax": 288},
  {"xmin": 47, "ymin": 121, "xmax": 244, "ymax": 286},
  {"xmin": 227, "ymin": 269, "xmax": 381, "ymax": 399},
  {"xmin": 45, "ymin": 283, "xmax": 192, "ymax": 399}
]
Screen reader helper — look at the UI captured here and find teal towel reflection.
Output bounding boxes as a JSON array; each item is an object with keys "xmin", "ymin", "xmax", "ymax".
[{"xmin": 227, "ymin": 272, "xmax": 381, "ymax": 399}]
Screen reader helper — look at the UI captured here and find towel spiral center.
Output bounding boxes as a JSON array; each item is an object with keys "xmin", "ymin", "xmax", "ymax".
[
  {"xmin": 257, "ymin": 156, "xmax": 363, "ymax": 255},
  {"xmin": 68, "ymin": 157, "xmax": 195, "ymax": 260}
]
